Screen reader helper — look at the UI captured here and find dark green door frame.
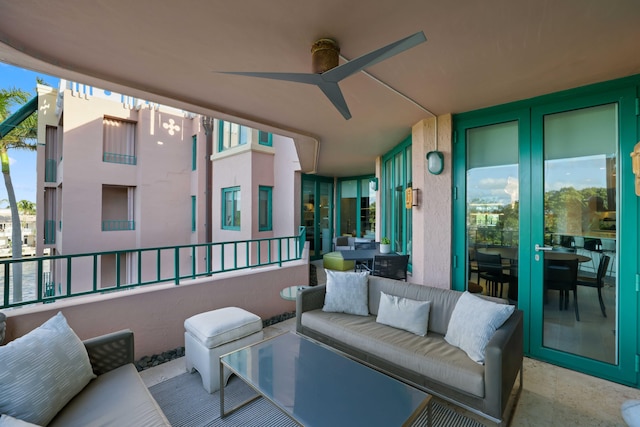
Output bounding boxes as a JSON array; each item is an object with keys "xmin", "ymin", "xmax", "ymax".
[
  {"xmin": 453, "ymin": 75, "xmax": 640, "ymax": 387},
  {"xmin": 301, "ymin": 174, "xmax": 334, "ymax": 261}
]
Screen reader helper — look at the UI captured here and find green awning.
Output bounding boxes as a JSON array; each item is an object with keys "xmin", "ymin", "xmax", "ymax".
[{"xmin": 0, "ymin": 96, "xmax": 37, "ymax": 139}]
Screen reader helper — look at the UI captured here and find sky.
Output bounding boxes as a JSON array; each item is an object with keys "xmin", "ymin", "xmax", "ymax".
[{"xmin": 0, "ymin": 62, "xmax": 59, "ymax": 205}]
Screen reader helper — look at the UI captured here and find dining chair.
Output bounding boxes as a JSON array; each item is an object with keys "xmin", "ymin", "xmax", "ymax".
[
  {"xmin": 475, "ymin": 251, "xmax": 511, "ymax": 298},
  {"xmin": 576, "ymin": 254, "xmax": 610, "ymax": 317},
  {"xmin": 371, "ymin": 255, "xmax": 409, "ymax": 281},
  {"xmin": 354, "ymin": 241, "xmax": 378, "ymax": 271},
  {"xmin": 544, "ymin": 258, "xmax": 579, "ymax": 321}
]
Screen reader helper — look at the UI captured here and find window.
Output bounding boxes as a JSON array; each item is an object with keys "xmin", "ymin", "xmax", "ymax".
[
  {"xmin": 382, "ymin": 136, "xmax": 412, "ymax": 265},
  {"xmin": 192, "ymin": 135, "xmax": 197, "ymax": 171},
  {"xmin": 191, "ymin": 195, "xmax": 196, "ymax": 232},
  {"xmin": 338, "ymin": 177, "xmax": 376, "ymax": 238},
  {"xmin": 102, "ymin": 185, "xmax": 135, "ymax": 231},
  {"xmin": 103, "ymin": 117, "xmax": 136, "ymax": 165},
  {"xmin": 222, "ymin": 187, "xmax": 241, "ymax": 230},
  {"xmin": 258, "ymin": 186, "xmax": 272, "ymax": 231},
  {"xmin": 45, "ymin": 126, "xmax": 58, "ymax": 182},
  {"xmin": 258, "ymin": 130, "xmax": 272, "ymax": 147},
  {"xmin": 218, "ymin": 121, "xmax": 273, "ymax": 152}
]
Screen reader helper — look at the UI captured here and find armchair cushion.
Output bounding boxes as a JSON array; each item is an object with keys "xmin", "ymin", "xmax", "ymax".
[{"xmin": 0, "ymin": 312, "xmax": 95, "ymax": 425}]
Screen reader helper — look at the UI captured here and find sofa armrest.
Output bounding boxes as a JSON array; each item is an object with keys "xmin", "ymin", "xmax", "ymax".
[
  {"xmin": 83, "ymin": 329, "xmax": 135, "ymax": 376},
  {"xmin": 296, "ymin": 285, "xmax": 326, "ymax": 332},
  {"xmin": 483, "ymin": 309, "xmax": 523, "ymax": 420}
]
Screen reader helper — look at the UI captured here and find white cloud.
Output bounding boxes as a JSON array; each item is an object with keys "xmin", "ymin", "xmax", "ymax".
[{"xmin": 8, "ymin": 157, "xmax": 16, "ymax": 166}]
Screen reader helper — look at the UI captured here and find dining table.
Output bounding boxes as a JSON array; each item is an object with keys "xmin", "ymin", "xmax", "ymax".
[
  {"xmin": 476, "ymin": 247, "xmax": 591, "ymax": 263},
  {"xmin": 340, "ymin": 249, "xmax": 400, "ymax": 264}
]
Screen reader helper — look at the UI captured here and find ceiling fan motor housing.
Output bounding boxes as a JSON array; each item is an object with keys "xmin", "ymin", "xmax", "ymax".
[{"xmin": 311, "ymin": 39, "xmax": 340, "ymax": 73}]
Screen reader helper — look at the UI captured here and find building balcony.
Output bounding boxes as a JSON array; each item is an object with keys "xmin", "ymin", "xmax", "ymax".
[
  {"xmin": 1, "ymin": 254, "xmax": 635, "ymax": 426},
  {"xmin": 102, "ymin": 220, "xmax": 135, "ymax": 231}
]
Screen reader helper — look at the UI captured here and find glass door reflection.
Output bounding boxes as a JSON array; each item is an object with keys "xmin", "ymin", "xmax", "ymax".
[{"xmin": 542, "ymin": 103, "xmax": 618, "ymax": 364}]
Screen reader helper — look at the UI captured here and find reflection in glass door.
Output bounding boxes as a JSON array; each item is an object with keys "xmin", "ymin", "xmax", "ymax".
[
  {"xmin": 466, "ymin": 121, "xmax": 520, "ymax": 298},
  {"xmin": 540, "ymin": 104, "xmax": 618, "ymax": 364},
  {"xmin": 302, "ymin": 175, "xmax": 334, "ymax": 260}
]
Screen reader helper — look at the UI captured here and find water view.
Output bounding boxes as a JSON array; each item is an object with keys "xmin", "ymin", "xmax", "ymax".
[{"xmin": 0, "ymin": 260, "xmax": 52, "ymax": 306}]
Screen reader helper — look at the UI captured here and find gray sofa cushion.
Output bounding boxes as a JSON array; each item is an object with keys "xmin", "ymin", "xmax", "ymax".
[
  {"xmin": 301, "ymin": 310, "xmax": 486, "ymax": 397},
  {"xmin": 48, "ymin": 364, "xmax": 170, "ymax": 427}
]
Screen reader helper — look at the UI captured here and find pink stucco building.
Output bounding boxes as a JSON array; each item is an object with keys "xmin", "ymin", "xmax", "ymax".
[{"xmin": 35, "ymin": 81, "xmax": 302, "ymax": 292}]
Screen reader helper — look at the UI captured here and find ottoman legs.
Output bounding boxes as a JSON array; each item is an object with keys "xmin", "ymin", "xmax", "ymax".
[{"xmin": 185, "ymin": 330, "xmax": 264, "ymax": 393}]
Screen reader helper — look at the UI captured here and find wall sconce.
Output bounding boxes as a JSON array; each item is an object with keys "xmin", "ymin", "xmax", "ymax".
[
  {"xmin": 426, "ymin": 151, "xmax": 444, "ymax": 175},
  {"xmin": 369, "ymin": 177, "xmax": 379, "ymax": 192},
  {"xmin": 405, "ymin": 187, "xmax": 419, "ymax": 208},
  {"xmin": 630, "ymin": 142, "xmax": 640, "ymax": 196}
]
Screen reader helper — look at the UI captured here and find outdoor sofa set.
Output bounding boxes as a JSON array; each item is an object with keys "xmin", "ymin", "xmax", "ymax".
[
  {"xmin": 0, "ymin": 312, "xmax": 169, "ymax": 427},
  {"xmin": 0, "ymin": 272, "xmax": 523, "ymax": 426},
  {"xmin": 297, "ymin": 270, "xmax": 524, "ymax": 425}
]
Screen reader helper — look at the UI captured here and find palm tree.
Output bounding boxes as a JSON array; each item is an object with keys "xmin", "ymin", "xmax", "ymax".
[
  {"xmin": 0, "ymin": 86, "xmax": 38, "ymax": 302},
  {"xmin": 17, "ymin": 200, "xmax": 36, "ymax": 215}
]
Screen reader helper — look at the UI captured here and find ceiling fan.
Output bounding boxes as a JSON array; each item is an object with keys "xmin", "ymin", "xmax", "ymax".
[{"xmin": 220, "ymin": 31, "xmax": 427, "ymax": 120}]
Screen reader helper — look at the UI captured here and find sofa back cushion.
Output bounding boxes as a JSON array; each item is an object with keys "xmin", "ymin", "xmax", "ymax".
[{"xmin": 368, "ymin": 276, "xmax": 462, "ymax": 335}]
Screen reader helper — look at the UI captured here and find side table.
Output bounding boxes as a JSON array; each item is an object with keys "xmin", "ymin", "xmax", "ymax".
[{"xmin": 280, "ymin": 285, "xmax": 310, "ymax": 301}]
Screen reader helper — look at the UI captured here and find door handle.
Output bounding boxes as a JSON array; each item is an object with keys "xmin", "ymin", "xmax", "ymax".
[{"xmin": 535, "ymin": 244, "xmax": 553, "ymax": 252}]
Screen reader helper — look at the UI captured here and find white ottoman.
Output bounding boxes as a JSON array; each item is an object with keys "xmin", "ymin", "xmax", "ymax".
[{"xmin": 184, "ymin": 307, "xmax": 263, "ymax": 393}]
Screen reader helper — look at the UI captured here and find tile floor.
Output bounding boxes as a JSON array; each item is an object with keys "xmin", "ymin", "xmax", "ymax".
[{"xmin": 142, "ymin": 317, "xmax": 639, "ymax": 426}]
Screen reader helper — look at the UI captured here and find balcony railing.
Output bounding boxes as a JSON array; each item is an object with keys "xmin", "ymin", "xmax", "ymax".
[
  {"xmin": 102, "ymin": 220, "xmax": 135, "ymax": 231},
  {"xmin": 102, "ymin": 152, "xmax": 137, "ymax": 165},
  {"xmin": 1, "ymin": 226, "xmax": 306, "ymax": 309}
]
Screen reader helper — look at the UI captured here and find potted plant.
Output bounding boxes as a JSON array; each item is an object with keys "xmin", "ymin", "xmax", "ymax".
[{"xmin": 380, "ymin": 237, "xmax": 391, "ymax": 254}]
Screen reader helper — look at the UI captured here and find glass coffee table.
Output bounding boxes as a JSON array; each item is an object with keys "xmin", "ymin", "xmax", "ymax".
[{"xmin": 220, "ymin": 332, "xmax": 431, "ymax": 426}]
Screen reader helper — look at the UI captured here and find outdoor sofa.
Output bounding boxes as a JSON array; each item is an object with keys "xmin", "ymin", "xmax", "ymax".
[
  {"xmin": 0, "ymin": 312, "xmax": 170, "ymax": 426},
  {"xmin": 296, "ymin": 273, "xmax": 523, "ymax": 426}
]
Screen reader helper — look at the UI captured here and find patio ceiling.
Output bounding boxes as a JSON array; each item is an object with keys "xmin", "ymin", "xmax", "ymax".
[{"xmin": 1, "ymin": 0, "xmax": 639, "ymax": 176}]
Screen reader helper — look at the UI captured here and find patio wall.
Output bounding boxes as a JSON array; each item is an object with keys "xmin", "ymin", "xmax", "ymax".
[{"xmin": 4, "ymin": 258, "xmax": 309, "ymax": 359}]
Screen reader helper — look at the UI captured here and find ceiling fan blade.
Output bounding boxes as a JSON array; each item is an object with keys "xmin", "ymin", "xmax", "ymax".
[
  {"xmin": 322, "ymin": 31, "xmax": 427, "ymax": 83},
  {"xmin": 219, "ymin": 71, "xmax": 322, "ymax": 85},
  {"xmin": 317, "ymin": 82, "xmax": 352, "ymax": 120}
]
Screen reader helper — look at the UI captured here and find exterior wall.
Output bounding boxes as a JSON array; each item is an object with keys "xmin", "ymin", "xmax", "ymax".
[
  {"xmin": 35, "ymin": 83, "xmax": 203, "ymax": 293},
  {"xmin": 411, "ymin": 115, "xmax": 453, "ymax": 288},
  {"xmin": 36, "ymin": 85, "xmax": 59, "ymax": 257},
  {"xmin": 273, "ymin": 135, "xmax": 302, "ymax": 235}
]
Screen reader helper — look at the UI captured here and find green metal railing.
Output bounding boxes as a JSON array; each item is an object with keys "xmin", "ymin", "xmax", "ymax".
[
  {"xmin": 103, "ymin": 152, "xmax": 137, "ymax": 165},
  {"xmin": 1, "ymin": 227, "xmax": 305, "ymax": 309},
  {"xmin": 102, "ymin": 220, "xmax": 135, "ymax": 231}
]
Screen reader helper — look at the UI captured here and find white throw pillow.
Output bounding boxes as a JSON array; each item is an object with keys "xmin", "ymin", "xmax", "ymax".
[
  {"xmin": 444, "ymin": 292, "xmax": 515, "ymax": 364},
  {"xmin": 376, "ymin": 291, "xmax": 431, "ymax": 336},
  {"xmin": 0, "ymin": 415, "xmax": 41, "ymax": 427},
  {"xmin": 322, "ymin": 270, "xmax": 369, "ymax": 316},
  {"xmin": 0, "ymin": 312, "xmax": 96, "ymax": 426}
]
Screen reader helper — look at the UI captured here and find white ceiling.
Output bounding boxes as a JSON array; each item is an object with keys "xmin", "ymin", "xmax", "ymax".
[{"xmin": 1, "ymin": 0, "xmax": 639, "ymax": 176}]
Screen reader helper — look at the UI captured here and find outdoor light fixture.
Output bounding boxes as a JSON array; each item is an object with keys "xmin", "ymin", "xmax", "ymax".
[
  {"xmin": 369, "ymin": 177, "xmax": 379, "ymax": 191},
  {"xmin": 426, "ymin": 151, "xmax": 444, "ymax": 175}
]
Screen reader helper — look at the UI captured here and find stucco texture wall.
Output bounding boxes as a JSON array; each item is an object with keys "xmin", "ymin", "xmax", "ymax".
[{"xmin": 411, "ymin": 115, "xmax": 452, "ymax": 288}]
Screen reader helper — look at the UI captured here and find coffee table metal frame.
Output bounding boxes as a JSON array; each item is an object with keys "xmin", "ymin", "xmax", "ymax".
[{"xmin": 220, "ymin": 332, "xmax": 431, "ymax": 426}]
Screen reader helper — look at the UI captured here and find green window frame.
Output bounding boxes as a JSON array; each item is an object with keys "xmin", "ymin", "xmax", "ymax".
[
  {"xmin": 218, "ymin": 121, "xmax": 273, "ymax": 151},
  {"xmin": 222, "ymin": 186, "xmax": 241, "ymax": 230},
  {"xmin": 258, "ymin": 130, "xmax": 272, "ymax": 147},
  {"xmin": 381, "ymin": 135, "xmax": 412, "ymax": 270},
  {"xmin": 218, "ymin": 121, "xmax": 249, "ymax": 152},
  {"xmin": 191, "ymin": 195, "xmax": 196, "ymax": 232},
  {"xmin": 258, "ymin": 186, "xmax": 273, "ymax": 231},
  {"xmin": 191, "ymin": 135, "xmax": 197, "ymax": 171}
]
